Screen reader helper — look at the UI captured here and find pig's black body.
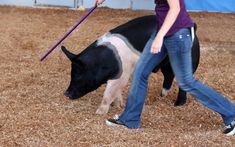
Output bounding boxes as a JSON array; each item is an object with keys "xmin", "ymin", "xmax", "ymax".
[
  {"xmin": 110, "ymin": 15, "xmax": 156, "ymax": 53},
  {"xmin": 62, "ymin": 15, "xmax": 200, "ymax": 110}
]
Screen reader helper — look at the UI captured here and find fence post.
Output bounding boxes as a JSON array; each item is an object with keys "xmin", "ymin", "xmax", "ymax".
[
  {"xmin": 78, "ymin": 0, "xmax": 85, "ymax": 10},
  {"xmin": 74, "ymin": 0, "xmax": 78, "ymax": 9},
  {"xmin": 130, "ymin": 0, "xmax": 133, "ymax": 9}
]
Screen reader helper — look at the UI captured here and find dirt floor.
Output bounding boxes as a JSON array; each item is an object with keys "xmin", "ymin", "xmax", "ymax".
[{"xmin": 0, "ymin": 6, "xmax": 235, "ymax": 146}]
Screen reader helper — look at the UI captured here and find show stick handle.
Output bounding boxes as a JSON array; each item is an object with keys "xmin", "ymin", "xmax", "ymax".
[{"xmin": 40, "ymin": 5, "xmax": 97, "ymax": 62}]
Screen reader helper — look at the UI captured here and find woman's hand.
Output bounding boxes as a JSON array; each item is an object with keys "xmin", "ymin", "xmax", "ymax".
[
  {"xmin": 150, "ymin": 34, "xmax": 164, "ymax": 54},
  {"xmin": 151, "ymin": 0, "xmax": 180, "ymax": 54},
  {"xmin": 96, "ymin": 0, "xmax": 105, "ymax": 5}
]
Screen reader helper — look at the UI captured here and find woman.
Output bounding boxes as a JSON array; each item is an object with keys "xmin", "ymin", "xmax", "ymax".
[{"xmin": 96, "ymin": 0, "xmax": 235, "ymax": 136}]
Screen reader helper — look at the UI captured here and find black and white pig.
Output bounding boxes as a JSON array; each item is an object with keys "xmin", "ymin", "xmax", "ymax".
[{"xmin": 61, "ymin": 15, "xmax": 200, "ymax": 114}]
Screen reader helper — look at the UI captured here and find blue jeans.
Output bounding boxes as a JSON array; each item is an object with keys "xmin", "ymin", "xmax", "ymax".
[{"xmin": 119, "ymin": 28, "xmax": 235, "ymax": 128}]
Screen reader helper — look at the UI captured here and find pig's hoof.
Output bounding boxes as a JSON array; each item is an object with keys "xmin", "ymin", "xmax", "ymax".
[
  {"xmin": 96, "ymin": 107, "xmax": 109, "ymax": 115},
  {"xmin": 174, "ymin": 99, "xmax": 186, "ymax": 106},
  {"xmin": 160, "ymin": 88, "xmax": 170, "ymax": 97}
]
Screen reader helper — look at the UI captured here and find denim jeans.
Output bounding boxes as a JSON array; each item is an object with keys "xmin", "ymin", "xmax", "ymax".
[{"xmin": 118, "ymin": 28, "xmax": 235, "ymax": 128}]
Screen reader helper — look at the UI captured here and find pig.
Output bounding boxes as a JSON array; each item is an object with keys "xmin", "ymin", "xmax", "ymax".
[{"xmin": 61, "ymin": 15, "xmax": 200, "ymax": 114}]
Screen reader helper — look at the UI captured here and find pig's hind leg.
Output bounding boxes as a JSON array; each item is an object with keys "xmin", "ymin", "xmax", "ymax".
[
  {"xmin": 160, "ymin": 66, "xmax": 174, "ymax": 97},
  {"xmin": 161, "ymin": 65, "xmax": 187, "ymax": 106}
]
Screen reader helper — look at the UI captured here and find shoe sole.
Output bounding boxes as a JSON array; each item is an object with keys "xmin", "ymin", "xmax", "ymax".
[
  {"xmin": 225, "ymin": 127, "xmax": 235, "ymax": 136},
  {"xmin": 105, "ymin": 120, "xmax": 126, "ymax": 128}
]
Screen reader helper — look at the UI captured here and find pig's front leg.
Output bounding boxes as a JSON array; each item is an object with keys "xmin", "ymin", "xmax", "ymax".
[{"xmin": 96, "ymin": 79, "xmax": 126, "ymax": 114}]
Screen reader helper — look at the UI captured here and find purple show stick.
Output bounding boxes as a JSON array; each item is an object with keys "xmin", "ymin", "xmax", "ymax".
[{"xmin": 40, "ymin": 5, "xmax": 97, "ymax": 62}]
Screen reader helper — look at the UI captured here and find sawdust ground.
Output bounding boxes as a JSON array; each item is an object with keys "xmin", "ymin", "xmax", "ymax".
[{"xmin": 0, "ymin": 6, "xmax": 235, "ymax": 146}]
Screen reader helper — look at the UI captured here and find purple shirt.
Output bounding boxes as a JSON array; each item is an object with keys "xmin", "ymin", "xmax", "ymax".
[{"xmin": 155, "ymin": 0, "xmax": 194, "ymax": 36}]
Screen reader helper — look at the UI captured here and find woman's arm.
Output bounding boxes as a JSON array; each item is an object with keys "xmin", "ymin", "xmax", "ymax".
[{"xmin": 151, "ymin": 0, "xmax": 180, "ymax": 54}]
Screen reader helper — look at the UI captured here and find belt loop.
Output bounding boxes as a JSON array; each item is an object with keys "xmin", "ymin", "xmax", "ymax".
[{"xmin": 191, "ymin": 27, "xmax": 195, "ymax": 42}]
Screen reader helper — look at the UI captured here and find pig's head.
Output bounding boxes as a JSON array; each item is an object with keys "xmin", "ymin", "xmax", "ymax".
[{"xmin": 61, "ymin": 45, "xmax": 121, "ymax": 99}]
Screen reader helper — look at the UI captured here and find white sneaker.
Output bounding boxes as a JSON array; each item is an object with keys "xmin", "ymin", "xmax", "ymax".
[
  {"xmin": 105, "ymin": 114, "xmax": 125, "ymax": 127},
  {"xmin": 223, "ymin": 120, "xmax": 235, "ymax": 136}
]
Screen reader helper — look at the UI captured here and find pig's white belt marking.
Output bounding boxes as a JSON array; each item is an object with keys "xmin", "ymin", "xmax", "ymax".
[
  {"xmin": 97, "ymin": 32, "xmax": 140, "ymax": 80},
  {"xmin": 100, "ymin": 42, "xmax": 123, "ymax": 79},
  {"xmin": 97, "ymin": 32, "xmax": 141, "ymax": 56}
]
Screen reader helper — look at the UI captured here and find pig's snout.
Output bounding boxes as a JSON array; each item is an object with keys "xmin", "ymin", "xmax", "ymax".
[
  {"xmin": 64, "ymin": 91, "xmax": 73, "ymax": 98},
  {"xmin": 64, "ymin": 90, "xmax": 82, "ymax": 99}
]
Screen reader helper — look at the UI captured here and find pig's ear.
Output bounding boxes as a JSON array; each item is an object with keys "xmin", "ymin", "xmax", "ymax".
[{"xmin": 61, "ymin": 46, "xmax": 75, "ymax": 61}]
